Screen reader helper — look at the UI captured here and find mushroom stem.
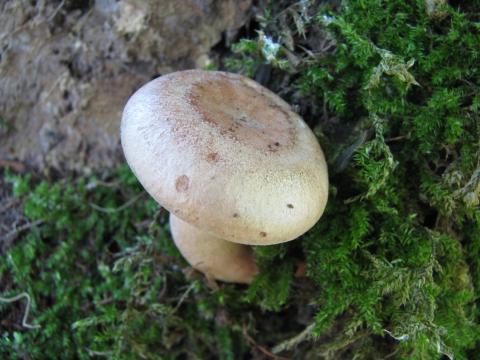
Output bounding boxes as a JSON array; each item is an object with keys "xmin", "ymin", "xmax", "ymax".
[{"xmin": 169, "ymin": 214, "xmax": 259, "ymax": 284}]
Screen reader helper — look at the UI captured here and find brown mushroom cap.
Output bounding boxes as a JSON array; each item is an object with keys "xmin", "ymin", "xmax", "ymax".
[
  {"xmin": 170, "ymin": 214, "xmax": 258, "ymax": 284},
  {"xmin": 121, "ymin": 70, "xmax": 328, "ymax": 245}
]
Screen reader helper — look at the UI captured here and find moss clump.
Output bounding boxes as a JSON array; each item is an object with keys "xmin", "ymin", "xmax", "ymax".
[
  {"xmin": 1, "ymin": 1, "xmax": 480, "ymax": 359},
  {"xmin": 0, "ymin": 167, "xmax": 258, "ymax": 359}
]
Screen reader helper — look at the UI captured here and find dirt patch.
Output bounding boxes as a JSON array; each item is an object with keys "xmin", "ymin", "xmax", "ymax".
[{"xmin": 0, "ymin": 0, "xmax": 252, "ymax": 173}]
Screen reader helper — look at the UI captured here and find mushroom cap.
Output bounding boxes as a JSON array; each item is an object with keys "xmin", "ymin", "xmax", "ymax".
[
  {"xmin": 170, "ymin": 214, "xmax": 258, "ymax": 284},
  {"xmin": 121, "ymin": 70, "xmax": 328, "ymax": 245}
]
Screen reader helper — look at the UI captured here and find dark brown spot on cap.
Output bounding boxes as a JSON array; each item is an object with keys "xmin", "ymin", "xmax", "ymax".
[
  {"xmin": 260, "ymin": 231, "xmax": 267, "ymax": 237},
  {"xmin": 233, "ymin": 213, "xmax": 239, "ymax": 218},
  {"xmin": 287, "ymin": 204, "xmax": 294, "ymax": 208},
  {"xmin": 206, "ymin": 152, "xmax": 219, "ymax": 163},
  {"xmin": 175, "ymin": 175, "xmax": 189, "ymax": 192},
  {"xmin": 267, "ymin": 144, "xmax": 279, "ymax": 152}
]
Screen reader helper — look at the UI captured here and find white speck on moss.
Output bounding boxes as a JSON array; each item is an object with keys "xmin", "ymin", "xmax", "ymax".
[
  {"xmin": 320, "ymin": 14, "xmax": 334, "ymax": 26},
  {"xmin": 259, "ymin": 31, "xmax": 281, "ymax": 63}
]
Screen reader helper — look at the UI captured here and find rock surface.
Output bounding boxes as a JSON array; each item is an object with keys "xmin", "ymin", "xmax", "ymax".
[{"xmin": 0, "ymin": 0, "xmax": 252, "ymax": 173}]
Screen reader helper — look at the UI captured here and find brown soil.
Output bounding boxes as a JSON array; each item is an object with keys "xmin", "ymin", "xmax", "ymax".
[{"xmin": 0, "ymin": 0, "xmax": 252, "ymax": 173}]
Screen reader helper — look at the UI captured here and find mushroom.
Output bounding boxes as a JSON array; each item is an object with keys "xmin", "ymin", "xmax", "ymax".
[
  {"xmin": 170, "ymin": 214, "xmax": 258, "ymax": 283},
  {"xmin": 121, "ymin": 70, "xmax": 328, "ymax": 283}
]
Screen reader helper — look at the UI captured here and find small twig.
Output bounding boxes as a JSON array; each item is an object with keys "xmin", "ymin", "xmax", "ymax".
[
  {"xmin": 334, "ymin": 130, "xmax": 369, "ymax": 174},
  {"xmin": 0, "ymin": 220, "xmax": 44, "ymax": 246},
  {"xmin": 85, "ymin": 179, "xmax": 120, "ymax": 190},
  {"xmin": 47, "ymin": 0, "xmax": 66, "ymax": 22},
  {"xmin": 317, "ymin": 330, "xmax": 370, "ymax": 357},
  {"xmin": 169, "ymin": 282, "xmax": 195, "ymax": 316},
  {"xmin": 272, "ymin": 323, "xmax": 315, "ymax": 354},
  {"xmin": 242, "ymin": 325, "xmax": 291, "ymax": 360},
  {"xmin": 90, "ymin": 193, "xmax": 144, "ymax": 213},
  {"xmin": 385, "ymin": 135, "xmax": 407, "ymax": 142},
  {"xmin": 384, "ymin": 329, "xmax": 409, "ymax": 341},
  {"xmin": 0, "ymin": 292, "xmax": 41, "ymax": 329}
]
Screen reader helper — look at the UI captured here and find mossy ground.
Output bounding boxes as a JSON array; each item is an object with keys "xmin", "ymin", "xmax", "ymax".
[{"xmin": 1, "ymin": 1, "xmax": 480, "ymax": 359}]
